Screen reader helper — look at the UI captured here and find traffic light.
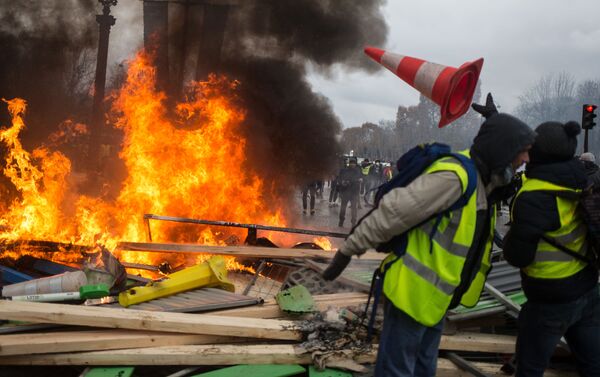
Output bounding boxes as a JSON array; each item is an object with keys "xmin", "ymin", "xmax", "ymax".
[{"xmin": 582, "ymin": 104, "xmax": 597, "ymax": 130}]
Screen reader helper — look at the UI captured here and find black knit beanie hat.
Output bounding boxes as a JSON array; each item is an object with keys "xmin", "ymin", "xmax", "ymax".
[{"xmin": 529, "ymin": 121, "xmax": 581, "ymax": 163}]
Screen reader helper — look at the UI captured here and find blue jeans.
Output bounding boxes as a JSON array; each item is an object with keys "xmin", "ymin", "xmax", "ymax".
[
  {"xmin": 516, "ymin": 286, "xmax": 600, "ymax": 377},
  {"xmin": 374, "ymin": 301, "xmax": 444, "ymax": 377}
]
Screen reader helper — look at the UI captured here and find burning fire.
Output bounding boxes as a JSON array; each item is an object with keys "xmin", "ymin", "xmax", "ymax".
[
  {"xmin": 313, "ymin": 236, "xmax": 333, "ymax": 251},
  {"xmin": 0, "ymin": 50, "xmax": 323, "ymax": 276}
]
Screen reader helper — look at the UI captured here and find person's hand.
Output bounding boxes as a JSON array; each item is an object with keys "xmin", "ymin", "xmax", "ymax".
[{"xmin": 322, "ymin": 250, "xmax": 352, "ymax": 281}]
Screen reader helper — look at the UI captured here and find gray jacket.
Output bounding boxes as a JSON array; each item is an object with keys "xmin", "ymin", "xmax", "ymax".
[{"xmin": 341, "ymin": 170, "xmax": 490, "ymax": 257}]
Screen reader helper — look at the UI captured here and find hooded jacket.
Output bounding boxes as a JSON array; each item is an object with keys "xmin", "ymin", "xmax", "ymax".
[{"xmin": 503, "ymin": 159, "xmax": 598, "ymax": 303}]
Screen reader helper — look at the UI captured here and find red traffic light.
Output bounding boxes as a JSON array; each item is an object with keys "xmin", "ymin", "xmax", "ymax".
[{"xmin": 582, "ymin": 104, "xmax": 598, "ymax": 130}]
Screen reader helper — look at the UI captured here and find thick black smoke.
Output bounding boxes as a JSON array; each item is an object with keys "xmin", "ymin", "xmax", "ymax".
[
  {"xmin": 0, "ymin": 1, "xmax": 96, "ymax": 148},
  {"xmin": 220, "ymin": 0, "xmax": 388, "ymax": 190},
  {"xmin": 0, "ymin": 0, "xmax": 388, "ymax": 199},
  {"xmin": 233, "ymin": 1, "xmax": 388, "ymax": 71}
]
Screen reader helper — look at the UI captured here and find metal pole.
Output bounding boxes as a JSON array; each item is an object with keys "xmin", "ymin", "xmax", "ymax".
[
  {"xmin": 484, "ymin": 282, "xmax": 569, "ymax": 350},
  {"xmin": 143, "ymin": 214, "xmax": 348, "ymax": 239},
  {"xmin": 483, "ymin": 282, "xmax": 521, "ymax": 317},
  {"xmin": 584, "ymin": 128, "xmax": 589, "ymax": 153},
  {"xmin": 144, "ymin": 216, "xmax": 153, "ymax": 242},
  {"xmin": 92, "ymin": 0, "xmax": 117, "ymax": 129},
  {"xmin": 445, "ymin": 352, "xmax": 490, "ymax": 377}
]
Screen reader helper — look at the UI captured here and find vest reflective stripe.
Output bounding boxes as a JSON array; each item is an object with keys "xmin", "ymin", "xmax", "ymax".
[
  {"xmin": 402, "ymin": 253, "xmax": 456, "ymax": 295},
  {"xmin": 552, "ymin": 223, "xmax": 587, "ymax": 245},
  {"xmin": 533, "ymin": 249, "xmax": 578, "ymax": 262},
  {"xmin": 362, "ymin": 165, "xmax": 371, "ymax": 175},
  {"xmin": 382, "ymin": 150, "xmax": 492, "ymax": 326},
  {"xmin": 420, "ymin": 210, "xmax": 471, "ymax": 258},
  {"xmin": 514, "ymin": 177, "xmax": 588, "ymax": 279}
]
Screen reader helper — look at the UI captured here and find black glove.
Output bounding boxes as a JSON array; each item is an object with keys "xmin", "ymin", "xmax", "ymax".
[
  {"xmin": 471, "ymin": 93, "xmax": 498, "ymax": 119},
  {"xmin": 322, "ymin": 250, "xmax": 352, "ymax": 281}
]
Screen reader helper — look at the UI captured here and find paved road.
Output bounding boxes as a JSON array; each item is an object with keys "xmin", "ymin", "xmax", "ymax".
[{"xmin": 285, "ymin": 186, "xmax": 373, "ymax": 249}]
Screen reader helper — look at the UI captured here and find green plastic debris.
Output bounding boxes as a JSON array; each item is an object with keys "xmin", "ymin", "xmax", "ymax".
[
  {"xmin": 276, "ymin": 285, "xmax": 316, "ymax": 313},
  {"xmin": 192, "ymin": 364, "xmax": 305, "ymax": 377},
  {"xmin": 81, "ymin": 367, "xmax": 134, "ymax": 377},
  {"xmin": 308, "ymin": 366, "xmax": 353, "ymax": 377},
  {"xmin": 79, "ymin": 284, "xmax": 110, "ymax": 299}
]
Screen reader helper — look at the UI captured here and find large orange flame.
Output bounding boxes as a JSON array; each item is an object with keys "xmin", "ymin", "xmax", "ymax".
[{"xmin": 0, "ymin": 50, "xmax": 304, "ymax": 275}]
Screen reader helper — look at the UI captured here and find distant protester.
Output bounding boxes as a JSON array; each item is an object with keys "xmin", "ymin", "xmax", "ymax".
[
  {"xmin": 337, "ymin": 158, "xmax": 362, "ymax": 227},
  {"xmin": 580, "ymin": 152, "xmax": 600, "ymax": 189}
]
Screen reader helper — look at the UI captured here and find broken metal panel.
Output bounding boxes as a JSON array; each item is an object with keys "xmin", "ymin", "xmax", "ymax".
[
  {"xmin": 108, "ymin": 287, "xmax": 259, "ymax": 313},
  {"xmin": 304, "ymin": 258, "xmax": 378, "ymax": 293},
  {"xmin": 0, "ymin": 265, "xmax": 33, "ymax": 284}
]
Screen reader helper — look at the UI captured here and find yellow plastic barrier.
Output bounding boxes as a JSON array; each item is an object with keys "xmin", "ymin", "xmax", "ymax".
[{"xmin": 119, "ymin": 256, "xmax": 235, "ymax": 307}]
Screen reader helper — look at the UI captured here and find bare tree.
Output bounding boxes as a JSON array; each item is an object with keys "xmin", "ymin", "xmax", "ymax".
[{"xmin": 515, "ymin": 72, "xmax": 578, "ymax": 125}]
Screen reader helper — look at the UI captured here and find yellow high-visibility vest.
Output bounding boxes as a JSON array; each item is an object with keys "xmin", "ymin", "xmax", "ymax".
[
  {"xmin": 512, "ymin": 177, "xmax": 588, "ymax": 279},
  {"xmin": 381, "ymin": 151, "xmax": 494, "ymax": 326}
]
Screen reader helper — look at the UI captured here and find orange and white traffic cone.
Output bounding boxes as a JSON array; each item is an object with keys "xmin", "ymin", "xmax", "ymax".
[{"xmin": 365, "ymin": 46, "xmax": 483, "ymax": 128}]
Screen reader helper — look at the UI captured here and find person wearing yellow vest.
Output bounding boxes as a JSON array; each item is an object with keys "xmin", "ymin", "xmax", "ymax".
[
  {"xmin": 503, "ymin": 121, "xmax": 600, "ymax": 377},
  {"xmin": 322, "ymin": 94, "xmax": 536, "ymax": 377}
]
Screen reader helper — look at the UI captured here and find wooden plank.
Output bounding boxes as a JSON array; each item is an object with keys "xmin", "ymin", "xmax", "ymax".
[
  {"xmin": 436, "ymin": 358, "xmax": 576, "ymax": 377},
  {"xmin": 0, "ymin": 344, "xmax": 319, "ymax": 365},
  {"xmin": 0, "ymin": 346, "xmax": 575, "ymax": 376},
  {"xmin": 440, "ymin": 332, "xmax": 516, "ymax": 354},
  {"xmin": 0, "ymin": 293, "xmax": 367, "ymax": 356},
  {"xmin": 210, "ymin": 292, "xmax": 367, "ymax": 319},
  {"xmin": 0, "ymin": 330, "xmax": 246, "ymax": 356},
  {"xmin": 3, "ymin": 330, "xmax": 518, "ymax": 359},
  {"xmin": 0, "ymin": 301, "xmax": 302, "ymax": 341},
  {"xmin": 117, "ymin": 242, "xmax": 385, "ymax": 260}
]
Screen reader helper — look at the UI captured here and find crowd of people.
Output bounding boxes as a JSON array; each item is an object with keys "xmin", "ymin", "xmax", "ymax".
[{"xmin": 301, "ymin": 158, "xmax": 395, "ymax": 228}]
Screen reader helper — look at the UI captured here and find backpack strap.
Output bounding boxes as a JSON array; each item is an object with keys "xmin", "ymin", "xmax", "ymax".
[
  {"xmin": 427, "ymin": 152, "xmax": 478, "ymax": 253},
  {"xmin": 541, "ymin": 234, "xmax": 596, "ymax": 265},
  {"xmin": 362, "ymin": 255, "xmax": 400, "ymax": 341},
  {"xmin": 446, "ymin": 153, "xmax": 478, "ymax": 211}
]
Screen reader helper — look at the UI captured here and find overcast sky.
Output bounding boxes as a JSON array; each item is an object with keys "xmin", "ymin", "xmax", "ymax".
[
  {"xmin": 307, "ymin": 0, "xmax": 600, "ymax": 127},
  {"xmin": 109, "ymin": 0, "xmax": 600, "ymax": 129}
]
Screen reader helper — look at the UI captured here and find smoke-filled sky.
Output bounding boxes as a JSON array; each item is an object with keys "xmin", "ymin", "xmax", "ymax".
[
  {"xmin": 3, "ymin": 0, "xmax": 599, "ymax": 132},
  {"xmin": 107, "ymin": 0, "xmax": 600, "ymax": 129},
  {"xmin": 307, "ymin": 0, "xmax": 600, "ymax": 127}
]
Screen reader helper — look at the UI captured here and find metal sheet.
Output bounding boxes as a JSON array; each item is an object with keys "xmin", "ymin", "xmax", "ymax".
[{"xmin": 108, "ymin": 287, "xmax": 260, "ymax": 313}]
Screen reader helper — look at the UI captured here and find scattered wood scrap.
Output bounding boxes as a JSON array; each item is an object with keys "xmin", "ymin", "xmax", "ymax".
[
  {"xmin": 0, "ymin": 330, "xmax": 245, "ymax": 356},
  {"xmin": 0, "ymin": 344, "xmax": 575, "ymax": 377},
  {"xmin": 0, "ymin": 300, "xmax": 302, "ymax": 341},
  {"xmin": 0, "ymin": 293, "xmax": 369, "ymax": 356},
  {"xmin": 0, "ymin": 344, "xmax": 319, "ymax": 366},
  {"xmin": 440, "ymin": 332, "xmax": 516, "ymax": 354}
]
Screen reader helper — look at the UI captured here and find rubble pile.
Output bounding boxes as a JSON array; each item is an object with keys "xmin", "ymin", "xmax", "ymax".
[{"xmin": 0, "ymin": 240, "xmax": 579, "ymax": 376}]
